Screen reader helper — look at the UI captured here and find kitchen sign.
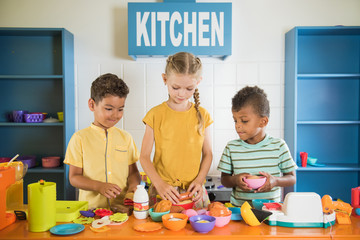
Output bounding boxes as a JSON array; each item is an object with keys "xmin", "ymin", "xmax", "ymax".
[{"xmin": 128, "ymin": 0, "xmax": 232, "ymax": 60}]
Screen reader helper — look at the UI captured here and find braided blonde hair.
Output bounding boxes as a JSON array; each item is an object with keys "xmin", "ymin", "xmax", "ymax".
[{"xmin": 165, "ymin": 52, "xmax": 204, "ymax": 135}]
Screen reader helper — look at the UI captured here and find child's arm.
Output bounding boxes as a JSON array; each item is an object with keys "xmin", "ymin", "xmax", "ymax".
[
  {"xmin": 188, "ymin": 126, "xmax": 212, "ymax": 202},
  {"xmin": 140, "ymin": 124, "xmax": 180, "ymax": 204},
  {"xmin": 220, "ymin": 172, "xmax": 253, "ymax": 191},
  {"xmin": 126, "ymin": 162, "xmax": 141, "ymax": 193},
  {"xmin": 68, "ymin": 164, "xmax": 121, "ymax": 199},
  {"xmin": 255, "ymin": 171, "xmax": 296, "ymax": 193}
]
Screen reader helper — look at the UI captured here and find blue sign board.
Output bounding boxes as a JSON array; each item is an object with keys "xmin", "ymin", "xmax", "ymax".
[{"xmin": 128, "ymin": 0, "xmax": 232, "ymax": 60}]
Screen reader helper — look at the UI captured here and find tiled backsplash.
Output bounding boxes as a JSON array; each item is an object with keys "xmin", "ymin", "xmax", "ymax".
[{"xmin": 75, "ymin": 61, "xmax": 284, "ymax": 175}]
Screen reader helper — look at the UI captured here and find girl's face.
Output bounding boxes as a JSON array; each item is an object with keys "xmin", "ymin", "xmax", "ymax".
[
  {"xmin": 232, "ymin": 105, "xmax": 268, "ymax": 144},
  {"xmin": 163, "ymin": 72, "xmax": 200, "ymax": 105},
  {"xmin": 88, "ymin": 95, "xmax": 126, "ymax": 130}
]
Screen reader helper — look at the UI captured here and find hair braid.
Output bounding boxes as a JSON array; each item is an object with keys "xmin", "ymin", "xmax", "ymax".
[{"xmin": 193, "ymin": 88, "xmax": 204, "ymax": 135}]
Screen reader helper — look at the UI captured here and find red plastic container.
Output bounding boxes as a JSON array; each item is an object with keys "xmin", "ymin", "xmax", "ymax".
[
  {"xmin": 0, "ymin": 157, "xmax": 11, "ymax": 163},
  {"xmin": 42, "ymin": 156, "xmax": 60, "ymax": 168},
  {"xmin": 173, "ymin": 201, "xmax": 195, "ymax": 210}
]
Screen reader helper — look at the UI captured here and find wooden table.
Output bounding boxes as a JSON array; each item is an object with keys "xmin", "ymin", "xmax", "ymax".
[{"xmin": 1, "ymin": 215, "xmax": 360, "ymax": 240}]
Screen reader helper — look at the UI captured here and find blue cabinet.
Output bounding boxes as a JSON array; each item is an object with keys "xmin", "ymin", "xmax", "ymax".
[
  {"xmin": 284, "ymin": 26, "xmax": 360, "ymax": 203},
  {"xmin": 0, "ymin": 28, "xmax": 75, "ymax": 201}
]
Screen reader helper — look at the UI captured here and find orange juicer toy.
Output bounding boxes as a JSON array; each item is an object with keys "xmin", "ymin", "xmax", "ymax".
[
  {"xmin": 0, "ymin": 161, "xmax": 27, "ymax": 211},
  {"xmin": 0, "ymin": 166, "xmax": 16, "ymax": 230}
]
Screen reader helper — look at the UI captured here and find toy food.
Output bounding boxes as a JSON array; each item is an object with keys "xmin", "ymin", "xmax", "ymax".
[
  {"xmin": 178, "ymin": 192, "xmax": 192, "ymax": 201},
  {"xmin": 134, "ymin": 222, "xmax": 162, "ymax": 232},
  {"xmin": 154, "ymin": 200, "xmax": 172, "ymax": 212},
  {"xmin": 208, "ymin": 202, "xmax": 231, "ymax": 217},
  {"xmin": 170, "ymin": 205, "xmax": 185, "ymax": 213},
  {"xmin": 182, "ymin": 209, "xmax": 198, "ymax": 218}
]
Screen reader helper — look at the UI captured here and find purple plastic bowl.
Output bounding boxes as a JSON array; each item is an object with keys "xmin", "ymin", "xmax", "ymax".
[
  {"xmin": 13, "ymin": 110, "xmax": 28, "ymax": 123},
  {"xmin": 24, "ymin": 113, "xmax": 44, "ymax": 123},
  {"xmin": 18, "ymin": 155, "xmax": 37, "ymax": 168},
  {"xmin": 190, "ymin": 215, "xmax": 216, "ymax": 233}
]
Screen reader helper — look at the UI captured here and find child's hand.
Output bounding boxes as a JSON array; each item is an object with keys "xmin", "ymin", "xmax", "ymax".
[
  {"xmin": 155, "ymin": 181, "xmax": 180, "ymax": 204},
  {"xmin": 187, "ymin": 181, "xmax": 203, "ymax": 203},
  {"xmin": 98, "ymin": 182, "xmax": 122, "ymax": 199},
  {"xmin": 255, "ymin": 171, "xmax": 275, "ymax": 193},
  {"xmin": 235, "ymin": 173, "xmax": 252, "ymax": 191}
]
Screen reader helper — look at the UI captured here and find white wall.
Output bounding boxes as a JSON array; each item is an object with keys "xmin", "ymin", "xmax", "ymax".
[{"xmin": 1, "ymin": 0, "xmax": 360, "ymax": 175}]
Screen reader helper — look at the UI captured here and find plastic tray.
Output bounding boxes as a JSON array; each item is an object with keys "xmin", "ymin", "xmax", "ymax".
[{"xmin": 56, "ymin": 201, "xmax": 88, "ymax": 222}]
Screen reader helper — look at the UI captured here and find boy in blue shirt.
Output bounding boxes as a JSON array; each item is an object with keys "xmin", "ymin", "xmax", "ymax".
[{"xmin": 217, "ymin": 86, "xmax": 297, "ymax": 206}]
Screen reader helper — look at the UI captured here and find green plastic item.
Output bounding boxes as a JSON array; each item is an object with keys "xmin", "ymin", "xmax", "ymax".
[
  {"xmin": 56, "ymin": 201, "xmax": 89, "ymax": 222},
  {"xmin": 28, "ymin": 180, "xmax": 56, "ymax": 232}
]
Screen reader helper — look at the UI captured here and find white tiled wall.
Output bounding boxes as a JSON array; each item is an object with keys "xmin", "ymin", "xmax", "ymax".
[{"xmin": 75, "ymin": 60, "xmax": 285, "ymax": 176}]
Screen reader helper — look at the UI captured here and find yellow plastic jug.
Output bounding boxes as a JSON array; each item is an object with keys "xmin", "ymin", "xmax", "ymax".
[{"xmin": 28, "ymin": 180, "xmax": 56, "ymax": 232}]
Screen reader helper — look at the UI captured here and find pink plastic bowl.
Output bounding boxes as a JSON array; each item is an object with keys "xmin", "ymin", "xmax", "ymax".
[
  {"xmin": 206, "ymin": 211, "xmax": 231, "ymax": 227},
  {"xmin": 42, "ymin": 156, "xmax": 60, "ymax": 168},
  {"xmin": 244, "ymin": 176, "xmax": 266, "ymax": 189}
]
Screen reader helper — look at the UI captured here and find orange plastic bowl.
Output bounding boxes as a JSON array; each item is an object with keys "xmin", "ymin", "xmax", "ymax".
[
  {"xmin": 162, "ymin": 213, "xmax": 188, "ymax": 231},
  {"xmin": 42, "ymin": 156, "xmax": 60, "ymax": 168}
]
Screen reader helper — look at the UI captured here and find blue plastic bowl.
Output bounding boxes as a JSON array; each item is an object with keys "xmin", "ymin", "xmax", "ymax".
[
  {"xmin": 149, "ymin": 208, "xmax": 170, "ymax": 222},
  {"xmin": 228, "ymin": 207, "xmax": 242, "ymax": 220},
  {"xmin": 252, "ymin": 199, "xmax": 275, "ymax": 210},
  {"xmin": 189, "ymin": 215, "xmax": 216, "ymax": 233}
]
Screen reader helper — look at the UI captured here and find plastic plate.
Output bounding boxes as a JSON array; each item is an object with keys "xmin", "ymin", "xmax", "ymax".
[{"xmin": 50, "ymin": 223, "xmax": 85, "ymax": 235}]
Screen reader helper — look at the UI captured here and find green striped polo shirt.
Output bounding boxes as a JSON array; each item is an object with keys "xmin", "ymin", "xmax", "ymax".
[{"xmin": 217, "ymin": 134, "xmax": 297, "ymax": 207}]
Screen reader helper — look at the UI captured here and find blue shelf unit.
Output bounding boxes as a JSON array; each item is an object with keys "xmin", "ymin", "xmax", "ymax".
[
  {"xmin": 284, "ymin": 26, "xmax": 360, "ymax": 203},
  {"xmin": 0, "ymin": 28, "xmax": 75, "ymax": 202}
]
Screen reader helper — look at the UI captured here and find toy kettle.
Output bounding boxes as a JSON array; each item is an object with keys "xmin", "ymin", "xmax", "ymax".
[{"xmin": 28, "ymin": 180, "xmax": 56, "ymax": 232}]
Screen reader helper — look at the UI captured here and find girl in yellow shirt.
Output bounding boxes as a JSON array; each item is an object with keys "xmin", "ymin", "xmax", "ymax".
[{"xmin": 140, "ymin": 52, "xmax": 213, "ymax": 208}]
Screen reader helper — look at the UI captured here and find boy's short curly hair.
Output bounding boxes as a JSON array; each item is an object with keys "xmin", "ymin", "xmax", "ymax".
[
  {"xmin": 91, "ymin": 73, "xmax": 129, "ymax": 103},
  {"xmin": 232, "ymin": 86, "xmax": 270, "ymax": 117}
]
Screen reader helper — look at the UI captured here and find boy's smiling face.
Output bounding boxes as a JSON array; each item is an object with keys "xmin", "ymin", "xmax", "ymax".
[
  {"xmin": 89, "ymin": 95, "xmax": 126, "ymax": 130},
  {"xmin": 232, "ymin": 105, "xmax": 268, "ymax": 144}
]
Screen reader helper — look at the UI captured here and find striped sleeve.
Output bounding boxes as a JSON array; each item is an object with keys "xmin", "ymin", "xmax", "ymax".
[
  {"xmin": 217, "ymin": 144, "xmax": 233, "ymax": 174},
  {"xmin": 278, "ymin": 139, "xmax": 298, "ymax": 173}
]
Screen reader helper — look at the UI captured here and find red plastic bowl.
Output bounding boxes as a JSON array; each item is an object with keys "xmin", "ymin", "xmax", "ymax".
[
  {"xmin": 173, "ymin": 200, "xmax": 195, "ymax": 210},
  {"xmin": 0, "ymin": 157, "xmax": 11, "ymax": 163},
  {"xmin": 42, "ymin": 156, "xmax": 60, "ymax": 168}
]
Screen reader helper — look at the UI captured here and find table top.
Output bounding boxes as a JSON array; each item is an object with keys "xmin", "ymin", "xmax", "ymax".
[{"xmin": 1, "ymin": 215, "xmax": 360, "ymax": 240}]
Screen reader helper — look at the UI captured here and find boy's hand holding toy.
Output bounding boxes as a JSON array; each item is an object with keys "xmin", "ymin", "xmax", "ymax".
[
  {"xmin": 98, "ymin": 182, "xmax": 122, "ymax": 199},
  {"xmin": 254, "ymin": 171, "xmax": 273, "ymax": 193},
  {"xmin": 235, "ymin": 173, "xmax": 253, "ymax": 191}
]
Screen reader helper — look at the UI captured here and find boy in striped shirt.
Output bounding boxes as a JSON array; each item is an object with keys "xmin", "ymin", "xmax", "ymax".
[{"xmin": 217, "ymin": 86, "xmax": 297, "ymax": 207}]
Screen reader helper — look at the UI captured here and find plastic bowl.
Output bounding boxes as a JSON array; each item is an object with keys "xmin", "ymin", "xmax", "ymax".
[
  {"xmin": 243, "ymin": 176, "xmax": 266, "ymax": 189},
  {"xmin": 162, "ymin": 213, "xmax": 188, "ymax": 231},
  {"xmin": 18, "ymin": 155, "xmax": 37, "ymax": 168},
  {"xmin": 228, "ymin": 207, "xmax": 242, "ymax": 221},
  {"xmin": 0, "ymin": 157, "xmax": 11, "ymax": 163},
  {"xmin": 189, "ymin": 215, "xmax": 216, "ymax": 233},
  {"xmin": 173, "ymin": 200, "xmax": 195, "ymax": 210},
  {"xmin": 307, "ymin": 157, "xmax": 318, "ymax": 165},
  {"xmin": 206, "ymin": 211, "xmax": 231, "ymax": 227},
  {"xmin": 252, "ymin": 199, "xmax": 275, "ymax": 210},
  {"xmin": 42, "ymin": 156, "xmax": 60, "ymax": 168},
  {"xmin": 149, "ymin": 208, "xmax": 170, "ymax": 222}
]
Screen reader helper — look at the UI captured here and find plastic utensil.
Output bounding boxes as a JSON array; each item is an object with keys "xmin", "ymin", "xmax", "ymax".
[{"xmin": 6, "ymin": 154, "xmax": 19, "ymax": 167}]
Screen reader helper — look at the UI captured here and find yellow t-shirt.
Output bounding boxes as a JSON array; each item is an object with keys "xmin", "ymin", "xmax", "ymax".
[
  {"xmin": 143, "ymin": 102, "xmax": 213, "ymax": 189},
  {"xmin": 64, "ymin": 124, "xmax": 139, "ymax": 208}
]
